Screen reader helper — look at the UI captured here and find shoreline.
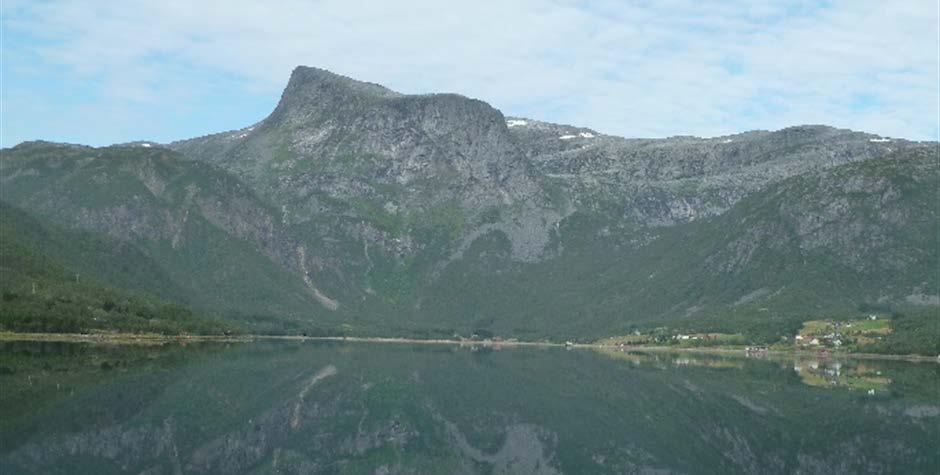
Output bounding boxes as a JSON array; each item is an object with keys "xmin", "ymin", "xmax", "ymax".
[
  {"xmin": 0, "ymin": 331, "xmax": 936, "ymax": 362},
  {"xmin": 260, "ymin": 335, "xmax": 558, "ymax": 346},
  {"xmin": 0, "ymin": 331, "xmax": 252, "ymax": 345}
]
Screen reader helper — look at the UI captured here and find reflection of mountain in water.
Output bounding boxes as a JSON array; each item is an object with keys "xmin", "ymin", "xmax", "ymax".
[{"xmin": 1, "ymin": 342, "xmax": 937, "ymax": 474}]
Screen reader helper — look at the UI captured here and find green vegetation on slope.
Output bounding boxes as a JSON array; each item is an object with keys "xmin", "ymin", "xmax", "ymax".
[
  {"xmin": 0, "ymin": 142, "xmax": 344, "ymax": 333},
  {"xmin": 0, "ymin": 202, "xmax": 236, "ymax": 335}
]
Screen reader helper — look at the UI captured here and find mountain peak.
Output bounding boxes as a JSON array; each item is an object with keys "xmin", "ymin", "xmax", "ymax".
[
  {"xmin": 286, "ymin": 66, "xmax": 401, "ymax": 99},
  {"xmin": 264, "ymin": 66, "xmax": 513, "ymax": 152},
  {"xmin": 264, "ymin": 66, "xmax": 403, "ymax": 126}
]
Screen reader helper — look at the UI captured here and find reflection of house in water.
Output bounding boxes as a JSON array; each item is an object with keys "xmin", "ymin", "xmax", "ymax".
[
  {"xmin": 595, "ymin": 349, "xmax": 655, "ymax": 366},
  {"xmin": 745, "ymin": 346, "xmax": 769, "ymax": 357},
  {"xmin": 792, "ymin": 360, "xmax": 890, "ymax": 392},
  {"xmin": 594, "ymin": 350, "xmax": 745, "ymax": 369}
]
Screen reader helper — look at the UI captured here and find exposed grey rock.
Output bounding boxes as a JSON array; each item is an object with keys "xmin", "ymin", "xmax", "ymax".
[{"xmin": 171, "ymin": 66, "xmax": 559, "ymax": 266}]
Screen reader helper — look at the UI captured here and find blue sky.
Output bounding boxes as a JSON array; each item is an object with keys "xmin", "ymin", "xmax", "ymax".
[{"xmin": 2, "ymin": 0, "xmax": 937, "ymax": 147}]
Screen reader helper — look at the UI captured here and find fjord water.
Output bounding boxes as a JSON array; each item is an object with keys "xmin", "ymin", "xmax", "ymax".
[{"xmin": 1, "ymin": 342, "xmax": 937, "ymax": 474}]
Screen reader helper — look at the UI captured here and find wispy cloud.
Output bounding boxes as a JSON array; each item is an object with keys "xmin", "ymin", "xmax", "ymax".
[{"xmin": 2, "ymin": 0, "xmax": 937, "ymax": 146}]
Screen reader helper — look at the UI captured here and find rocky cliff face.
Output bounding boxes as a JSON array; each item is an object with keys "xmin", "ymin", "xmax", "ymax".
[
  {"xmin": 509, "ymin": 118, "xmax": 914, "ymax": 225},
  {"xmin": 172, "ymin": 67, "xmax": 559, "ymax": 264}
]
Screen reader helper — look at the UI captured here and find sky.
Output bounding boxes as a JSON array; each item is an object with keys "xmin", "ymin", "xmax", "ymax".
[{"xmin": 2, "ymin": 0, "xmax": 938, "ymax": 147}]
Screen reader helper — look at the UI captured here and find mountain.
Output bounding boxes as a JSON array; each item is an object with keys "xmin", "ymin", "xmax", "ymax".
[{"xmin": 1, "ymin": 66, "xmax": 936, "ymax": 345}]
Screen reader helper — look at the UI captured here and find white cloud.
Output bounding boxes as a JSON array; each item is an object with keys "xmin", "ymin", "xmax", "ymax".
[{"xmin": 3, "ymin": 0, "xmax": 938, "ymax": 144}]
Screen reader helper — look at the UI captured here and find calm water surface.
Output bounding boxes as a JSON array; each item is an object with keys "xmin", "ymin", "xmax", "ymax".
[{"xmin": 0, "ymin": 341, "xmax": 937, "ymax": 474}]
